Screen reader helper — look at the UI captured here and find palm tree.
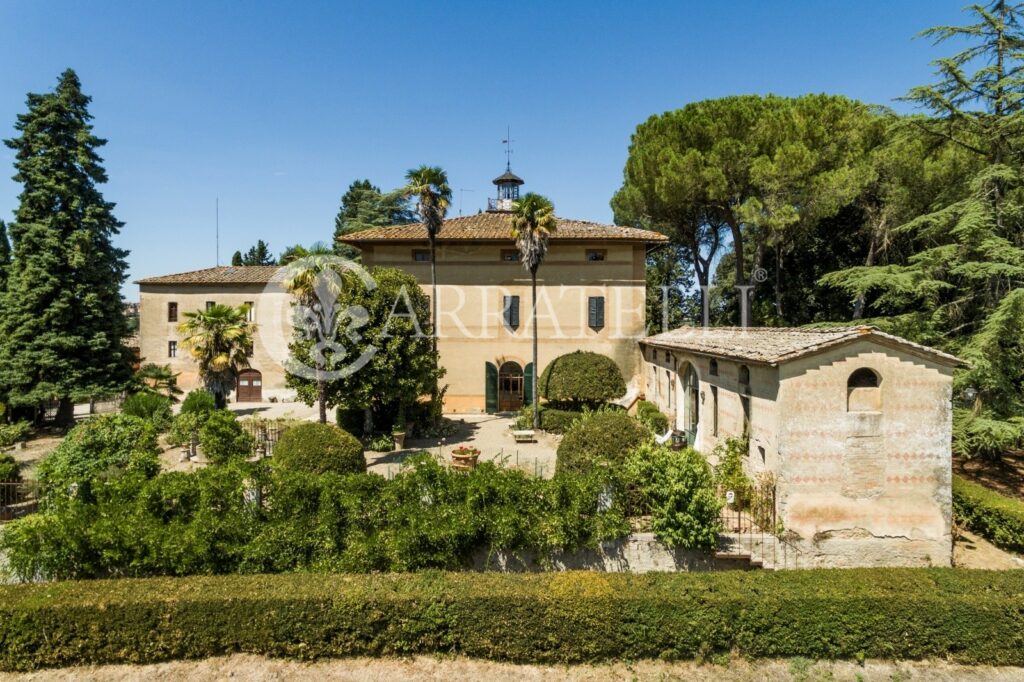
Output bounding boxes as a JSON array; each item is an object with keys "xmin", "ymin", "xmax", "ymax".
[
  {"xmin": 282, "ymin": 242, "xmax": 344, "ymax": 423},
  {"xmin": 511, "ymin": 193, "xmax": 557, "ymax": 429},
  {"xmin": 134, "ymin": 363, "xmax": 183, "ymax": 402},
  {"xmin": 178, "ymin": 304, "xmax": 255, "ymax": 409},
  {"xmin": 402, "ymin": 166, "xmax": 451, "ymax": 353}
]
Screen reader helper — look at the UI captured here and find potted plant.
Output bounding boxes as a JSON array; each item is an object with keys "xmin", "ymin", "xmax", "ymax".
[
  {"xmin": 450, "ymin": 445, "xmax": 481, "ymax": 469},
  {"xmin": 392, "ymin": 413, "xmax": 407, "ymax": 449}
]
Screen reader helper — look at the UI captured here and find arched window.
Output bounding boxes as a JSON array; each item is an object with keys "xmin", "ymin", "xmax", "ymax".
[
  {"xmin": 709, "ymin": 359, "xmax": 719, "ymax": 376},
  {"xmin": 738, "ymin": 365, "xmax": 750, "ymax": 386},
  {"xmin": 847, "ymin": 368, "xmax": 881, "ymax": 412}
]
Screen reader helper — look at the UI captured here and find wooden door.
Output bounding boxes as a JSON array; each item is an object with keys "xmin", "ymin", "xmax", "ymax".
[
  {"xmin": 236, "ymin": 369, "xmax": 263, "ymax": 402},
  {"xmin": 497, "ymin": 362, "xmax": 524, "ymax": 412}
]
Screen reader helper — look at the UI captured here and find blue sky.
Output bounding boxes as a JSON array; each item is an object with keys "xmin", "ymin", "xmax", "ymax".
[{"xmin": 0, "ymin": 1, "xmax": 968, "ymax": 298}]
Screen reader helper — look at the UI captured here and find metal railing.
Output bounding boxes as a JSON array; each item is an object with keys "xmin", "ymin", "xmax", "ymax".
[
  {"xmin": 242, "ymin": 421, "xmax": 285, "ymax": 458},
  {"xmin": 716, "ymin": 483, "xmax": 803, "ymax": 570},
  {"xmin": 0, "ymin": 480, "xmax": 38, "ymax": 523}
]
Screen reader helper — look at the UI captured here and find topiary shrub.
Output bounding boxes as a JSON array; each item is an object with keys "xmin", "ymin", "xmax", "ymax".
[
  {"xmin": 556, "ymin": 408, "xmax": 651, "ymax": 476},
  {"xmin": 198, "ymin": 411, "xmax": 254, "ymax": 464},
  {"xmin": 122, "ymin": 392, "xmax": 173, "ymax": 432},
  {"xmin": 539, "ymin": 351, "xmax": 627, "ymax": 408},
  {"xmin": 273, "ymin": 422, "xmax": 365, "ymax": 475},
  {"xmin": 181, "ymin": 390, "xmax": 217, "ymax": 416},
  {"xmin": 336, "ymin": 406, "xmax": 365, "ymax": 437},
  {"xmin": 636, "ymin": 400, "xmax": 669, "ymax": 434},
  {"xmin": 36, "ymin": 414, "xmax": 160, "ymax": 501}
]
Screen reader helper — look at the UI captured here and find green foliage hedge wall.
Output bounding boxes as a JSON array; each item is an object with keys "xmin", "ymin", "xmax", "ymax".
[
  {"xmin": 953, "ymin": 474, "xmax": 1024, "ymax": 553},
  {"xmin": 1, "ymin": 570, "xmax": 1022, "ymax": 670}
]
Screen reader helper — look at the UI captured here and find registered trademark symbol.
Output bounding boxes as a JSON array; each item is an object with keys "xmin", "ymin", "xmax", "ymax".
[{"xmin": 753, "ymin": 267, "xmax": 769, "ymax": 283}]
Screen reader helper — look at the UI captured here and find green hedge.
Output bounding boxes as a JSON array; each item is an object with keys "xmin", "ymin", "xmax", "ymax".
[
  {"xmin": 0, "ymin": 569, "xmax": 1022, "ymax": 670},
  {"xmin": 953, "ymin": 474, "xmax": 1024, "ymax": 553},
  {"xmin": 538, "ymin": 351, "xmax": 627, "ymax": 407},
  {"xmin": 516, "ymin": 404, "xmax": 583, "ymax": 433}
]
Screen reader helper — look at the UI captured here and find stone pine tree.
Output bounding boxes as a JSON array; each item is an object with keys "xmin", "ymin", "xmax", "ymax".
[{"xmin": 0, "ymin": 69, "xmax": 133, "ymax": 425}]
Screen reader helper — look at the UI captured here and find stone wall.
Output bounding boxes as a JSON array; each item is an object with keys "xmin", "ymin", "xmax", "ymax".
[
  {"xmin": 776, "ymin": 340, "xmax": 954, "ymax": 568},
  {"xmin": 473, "ymin": 533, "xmax": 747, "ymax": 572}
]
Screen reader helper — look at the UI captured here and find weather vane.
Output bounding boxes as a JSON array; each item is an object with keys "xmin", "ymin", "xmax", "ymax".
[{"xmin": 502, "ymin": 126, "xmax": 514, "ymax": 170}]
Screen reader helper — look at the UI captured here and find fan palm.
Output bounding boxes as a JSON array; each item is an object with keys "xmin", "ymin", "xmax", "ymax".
[
  {"xmin": 511, "ymin": 193, "xmax": 557, "ymax": 428},
  {"xmin": 134, "ymin": 363, "xmax": 183, "ymax": 402},
  {"xmin": 178, "ymin": 304, "xmax": 255, "ymax": 409},
  {"xmin": 403, "ymin": 166, "xmax": 451, "ymax": 350},
  {"xmin": 282, "ymin": 242, "xmax": 346, "ymax": 423}
]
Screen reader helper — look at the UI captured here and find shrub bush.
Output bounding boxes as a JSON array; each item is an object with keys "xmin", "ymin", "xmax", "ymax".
[
  {"xmin": 1, "ymin": 570, "xmax": 1023, "ymax": 670},
  {"xmin": 273, "ymin": 423, "xmax": 366, "ymax": 475},
  {"xmin": 539, "ymin": 351, "xmax": 627, "ymax": 408},
  {"xmin": 623, "ymin": 444, "xmax": 721, "ymax": 549},
  {"xmin": 181, "ymin": 389, "xmax": 217, "ymax": 415},
  {"xmin": 121, "ymin": 392, "xmax": 173, "ymax": 432},
  {"xmin": 336, "ymin": 406, "xmax": 365, "ymax": 437},
  {"xmin": 0, "ymin": 421, "xmax": 32, "ymax": 448},
  {"xmin": 198, "ymin": 411, "xmax": 254, "ymax": 464},
  {"xmin": 713, "ymin": 437, "xmax": 753, "ymax": 505},
  {"xmin": 516, "ymin": 404, "xmax": 583, "ymax": 433},
  {"xmin": 0, "ymin": 453, "xmax": 627, "ymax": 580},
  {"xmin": 953, "ymin": 474, "xmax": 1024, "ymax": 553},
  {"xmin": 36, "ymin": 414, "xmax": 160, "ymax": 502},
  {"xmin": 636, "ymin": 400, "xmax": 669, "ymax": 434},
  {"xmin": 0, "ymin": 454, "xmax": 21, "ymax": 504},
  {"xmin": 556, "ymin": 408, "xmax": 651, "ymax": 476}
]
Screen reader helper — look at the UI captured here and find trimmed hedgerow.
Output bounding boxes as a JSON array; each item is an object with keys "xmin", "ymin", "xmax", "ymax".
[
  {"xmin": 636, "ymin": 400, "xmax": 669, "ymax": 434},
  {"xmin": 556, "ymin": 408, "xmax": 651, "ymax": 475},
  {"xmin": 273, "ymin": 423, "xmax": 365, "ymax": 475},
  {"xmin": 516, "ymin": 404, "xmax": 583, "ymax": 434},
  {"xmin": 539, "ymin": 351, "xmax": 627, "ymax": 408},
  {"xmin": 0, "ymin": 569, "xmax": 1023, "ymax": 670},
  {"xmin": 953, "ymin": 474, "xmax": 1024, "ymax": 553}
]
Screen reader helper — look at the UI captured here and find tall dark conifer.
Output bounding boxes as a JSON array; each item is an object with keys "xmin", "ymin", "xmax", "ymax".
[
  {"xmin": 0, "ymin": 220, "xmax": 10, "ymax": 292},
  {"xmin": 0, "ymin": 69, "xmax": 132, "ymax": 424}
]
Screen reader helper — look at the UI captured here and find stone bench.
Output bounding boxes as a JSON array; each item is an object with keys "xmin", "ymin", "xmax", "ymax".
[{"xmin": 512, "ymin": 430, "xmax": 536, "ymax": 443}]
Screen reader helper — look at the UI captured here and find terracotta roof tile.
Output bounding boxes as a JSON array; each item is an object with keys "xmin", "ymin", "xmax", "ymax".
[
  {"xmin": 136, "ymin": 266, "xmax": 284, "ymax": 285},
  {"xmin": 642, "ymin": 325, "xmax": 963, "ymax": 367},
  {"xmin": 337, "ymin": 213, "xmax": 668, "ymax": 244}
]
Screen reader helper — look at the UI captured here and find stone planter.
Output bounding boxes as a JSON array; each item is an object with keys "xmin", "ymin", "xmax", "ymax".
[
  {"xmin": 392, "ymin": 431, "xmax": 406, "ymax": 449},
  {"xmin": 451, "ymin": 449, "xmax": 480, "ymax": 470}
]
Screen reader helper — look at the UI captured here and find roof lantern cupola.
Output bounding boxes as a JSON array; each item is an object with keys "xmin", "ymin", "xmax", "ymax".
[{"xmin": 488, "ymin": 129, "xmax": 524, "ymax": 212}]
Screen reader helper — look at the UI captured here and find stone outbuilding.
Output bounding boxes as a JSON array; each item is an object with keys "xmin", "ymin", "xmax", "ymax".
[{"xmin": 640, "ymin": 326, "xmax": 962, "ymax": 568}]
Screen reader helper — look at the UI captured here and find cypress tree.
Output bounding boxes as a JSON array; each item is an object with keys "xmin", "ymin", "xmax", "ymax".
[{"xmin": 0, "ymin": 69, "xmax": 132, "ymax": 424}]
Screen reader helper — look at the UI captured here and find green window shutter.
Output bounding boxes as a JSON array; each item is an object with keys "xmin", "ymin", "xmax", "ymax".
[
  {"xmin": 485, "ymin": 362, "xmax": 498, "ymax": 413},
  {"xmin": 524, "ymin": 362, "xmax": 534, "ymax": 406},
  {"xmin": 588, "ymin": 296, "xmax": 605, "ymax": 330},
  {"xmin": 503, "ymin": 295, "xmax": 520, "ymax": 329}
]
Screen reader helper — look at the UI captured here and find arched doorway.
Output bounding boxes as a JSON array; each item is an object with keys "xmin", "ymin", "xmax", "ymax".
[
  {"xmin": 681, "ymin": 363, "xmax": 699, "ymax": 446},
  {"xmin": 498, "ymin": 361, "xmax": 524, "ymax": 412},
  {"xmin": 236, "ymin": 368, "xmax": 263, "ymax": 403}
]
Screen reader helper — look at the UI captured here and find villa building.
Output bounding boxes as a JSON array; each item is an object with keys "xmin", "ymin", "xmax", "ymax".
[
  {"xmin": 640, "ymin": 325, "xmax": 962, "ymax": 568},
  {"xmin": 136, "ymin": 169, "xmax": 667, "ymax": 409}
]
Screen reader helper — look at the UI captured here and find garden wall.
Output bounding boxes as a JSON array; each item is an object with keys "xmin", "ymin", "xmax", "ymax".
[{"xmin": 473, "ymin": 532, "xmax": 745, "ymax": 572}]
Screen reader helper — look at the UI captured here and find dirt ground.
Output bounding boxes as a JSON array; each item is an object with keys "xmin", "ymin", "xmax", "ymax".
[
  {"xmin": 954, "ymin": 528, "xmax": 1024, "ymax": 569},
  {"xmin": 2, "ymin": 654, "xmax": 1022, "ymax": 682},
  {"xmin": 955, "ymin": 449, "xmax": 1024, "ymax": 502}
]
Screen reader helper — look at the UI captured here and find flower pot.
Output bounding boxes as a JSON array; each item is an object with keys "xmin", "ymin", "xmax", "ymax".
[
  {"xmin": 392, "ymin": 431, "xmax": 406, "ymax": 449},
  {"xmin": 450, "ymin": 450, "xmax": 480, "ymax": 470}
]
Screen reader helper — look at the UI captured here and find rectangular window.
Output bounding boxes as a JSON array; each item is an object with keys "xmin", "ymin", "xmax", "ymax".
[
  {"xmin": 500, "ymin": 249, "xmax": 520, "ymax": 262},
  {"xmin": 244, "ymin": 301, "xmax": 255, "ymax": 322},
  {"xmin": 168, "ymin": 340, "xmax": 177, "ymax": 358},
  {"xmin": 586, "ymin": 249, "xmax": 606, "ymax": 262},
  {"xmin": 588, "ymin": 296, "xmax": 605, "ymax": 330},
  {"xmin": 711, "ymin": 385, "xmax": 719, "ymax": 437},
  {"xmin": 167, "ymin": 302, "xmax": 178, "ymax": 322},
  {"xmin": 205, "ymin": 301, "xmax": 215, "ymax": 311},
  {"xmin": 503, "ymin": 295, "xmax": 520, "ymax": 330},
  {"xmin": 412, "ymin": 249, "xmax": 431, "ymax": 262}
]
